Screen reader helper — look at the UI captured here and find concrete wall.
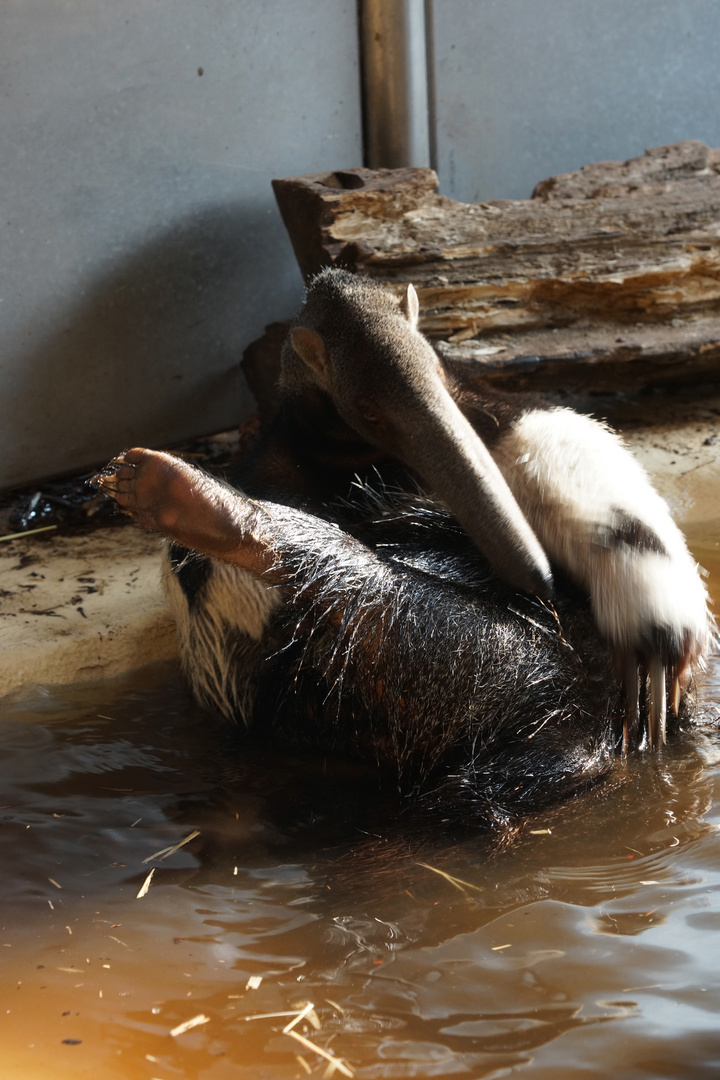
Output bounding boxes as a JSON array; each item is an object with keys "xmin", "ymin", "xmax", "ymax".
[
  {"xmin": 4, "ymin": 1, "xmax": 719, "ymax": 489},
  {"xmin": 1, "ymin": 0, "xmax": 362, "ymax": 489},
  {"xmin": 431, "ymin": 0, "xmax": 720, "ymax": 201}
]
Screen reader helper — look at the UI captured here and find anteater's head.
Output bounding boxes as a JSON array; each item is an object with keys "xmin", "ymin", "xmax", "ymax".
[{"xmin": 281, "ymin": 268, "xmax": 552, "ymax": 599}]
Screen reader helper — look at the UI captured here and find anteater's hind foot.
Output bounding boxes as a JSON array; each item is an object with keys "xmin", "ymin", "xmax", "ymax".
[{"xmin": 92, "ymin": 448, "xmax": 276, "ymax": 576}]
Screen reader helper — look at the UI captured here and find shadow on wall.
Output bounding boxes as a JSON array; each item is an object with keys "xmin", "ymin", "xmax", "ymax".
[{"xmin": 4, "ymin": 200, "xmax": 302, "ymax": 490}]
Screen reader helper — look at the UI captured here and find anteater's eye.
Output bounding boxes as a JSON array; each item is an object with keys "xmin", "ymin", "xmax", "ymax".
[{"xmin": 356, "ymin": 398, "xmax": 379, "ymax": 424}]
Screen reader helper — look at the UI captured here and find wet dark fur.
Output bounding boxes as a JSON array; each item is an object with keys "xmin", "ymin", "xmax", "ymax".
[
  {"xmin": 152, "ymin": 267, "xmax": 709, "ymax": 827},
  {"xmin": 169, "ymin": 483, "xmax": 639, "ymax": 827}
]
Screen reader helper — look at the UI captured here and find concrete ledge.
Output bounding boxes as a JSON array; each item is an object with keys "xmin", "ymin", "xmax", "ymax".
[{"xmin": 0, "ymin": 525, "xmax": 176, "ymax": 698}]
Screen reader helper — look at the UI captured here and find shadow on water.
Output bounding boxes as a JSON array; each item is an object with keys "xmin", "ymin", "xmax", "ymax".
[{"xmin": 1, "ymin": 549, "xmax": 719, "ymax": 1077}]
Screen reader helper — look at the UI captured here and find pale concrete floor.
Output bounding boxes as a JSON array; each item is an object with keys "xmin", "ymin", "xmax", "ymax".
[
  {"xmin": 0, "ymin": 525, "xmax": 176, "ymax": 698},
  {"xmin": 1, "ymin": 396, "xmax": 719, "ymax": 701}
]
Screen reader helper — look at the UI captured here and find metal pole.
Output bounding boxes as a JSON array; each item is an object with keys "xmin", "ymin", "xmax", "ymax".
[{"xmin": 359, "ymin": 0, "xmax": 433, "ymax": 169}]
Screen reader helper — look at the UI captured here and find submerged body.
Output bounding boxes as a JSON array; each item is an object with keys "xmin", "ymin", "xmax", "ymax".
[
  {"xmin": 98, "ymin": 455, "xmax": 623, "ymax": 825},
  {"xmin": 95, "ymin": 269, "xmax": 712, "ymax": 823}
]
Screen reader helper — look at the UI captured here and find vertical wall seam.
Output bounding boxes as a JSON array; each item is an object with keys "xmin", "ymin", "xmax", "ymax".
[
  {"xmin": 358, "ymin": 0, "xmax": 432, "ymax": 169},
  {"xmin": 424, "ymin": 0, "xmax": 437, "ymax": 173}
]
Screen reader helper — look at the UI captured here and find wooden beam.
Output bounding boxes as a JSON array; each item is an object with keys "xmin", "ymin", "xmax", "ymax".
[{"xmin": 270, "ymin": 141, "xmax": 720, "ymax": 390}]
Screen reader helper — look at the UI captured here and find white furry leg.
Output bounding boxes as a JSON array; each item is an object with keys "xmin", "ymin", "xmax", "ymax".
[
  {"xmin": 163, "ymin": 548, "xmax": 282, "ymax": 724},
  {"xmin": 493, "ymin": 406, "xmax": 713, "ymax": 746}
]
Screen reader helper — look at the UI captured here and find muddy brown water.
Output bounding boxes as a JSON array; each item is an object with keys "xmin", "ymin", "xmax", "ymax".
[{"xmin": 1, "ymin": 537, "xmax": 719, "ymax": 1080}]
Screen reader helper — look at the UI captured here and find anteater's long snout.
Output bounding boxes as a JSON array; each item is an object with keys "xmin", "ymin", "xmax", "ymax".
[
  {"xmin": 288, "ymin": 269, "xmax": 553, "ymax": 599},
  {"xmin": 389, "ymin": 382, "xmax": 554, "ymax": 599}
]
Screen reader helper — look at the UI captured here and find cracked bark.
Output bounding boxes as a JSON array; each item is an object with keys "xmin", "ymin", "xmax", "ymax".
[{"xmin": 263, "ymin": 141, "xmax": 720, "ymax": 396}]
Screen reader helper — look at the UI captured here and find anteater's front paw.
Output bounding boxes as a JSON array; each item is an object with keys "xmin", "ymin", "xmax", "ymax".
[{"xmin": 591, "ymin": 544, "xmax": 712, "ymax": 750}]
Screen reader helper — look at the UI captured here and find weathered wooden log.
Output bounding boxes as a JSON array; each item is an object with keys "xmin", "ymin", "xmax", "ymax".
[{"xmin": 270, "ymin": 141, "xmax": 720, "ymax": 390}]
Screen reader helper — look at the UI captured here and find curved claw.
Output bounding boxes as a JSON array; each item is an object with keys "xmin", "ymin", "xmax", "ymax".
[
  {"xmin": 90, "ymin": 454, "xmax": 135, "ymax": 498},
  {"xmin": 621, "ymin": 656, "xmax": 639, "ymax": 757},
  {"xmin": 671, "ymin": 674, "xmax": 682, "ymax": 716},
  {"xmin": 647, "ymin": 656, "xmax": 667, "ymax": 750},
  {"xmin": 621, "ymin": 631, "xmax": 701, "ymax": 753}
]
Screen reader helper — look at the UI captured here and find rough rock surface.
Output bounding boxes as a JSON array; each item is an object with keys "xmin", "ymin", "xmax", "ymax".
[{"xmin": 273, "ymin": 141, "xmax": 720, "ymax": 391}]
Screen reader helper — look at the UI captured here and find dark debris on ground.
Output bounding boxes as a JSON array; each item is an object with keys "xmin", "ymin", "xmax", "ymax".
[{"xmin": 0, "ymin": 429, "xmax": 244, "ymax": 539}]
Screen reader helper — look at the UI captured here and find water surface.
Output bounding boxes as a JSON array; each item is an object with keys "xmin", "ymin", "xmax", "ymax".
[{"xmin": 1, "ymin": 538, "xmax": 719, "ymax": 1080}]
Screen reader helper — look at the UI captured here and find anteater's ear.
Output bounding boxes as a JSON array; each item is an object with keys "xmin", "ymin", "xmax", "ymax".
[
  {"xmin": 290, "ymin": 327, "xmax": 331, "ymax": 382},
  {"xmin": 399, "ymin": 282, "xmax": 420, "ymax": 329}
]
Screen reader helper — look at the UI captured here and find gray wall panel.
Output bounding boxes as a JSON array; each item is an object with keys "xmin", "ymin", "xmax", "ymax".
[
  {"xmin": 432, "ymin": 0, "xmax": 720, "ymax": 202},
  {"xmin": 1, "ymin": 0, "xmax": 362, "ymax": 489}
]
